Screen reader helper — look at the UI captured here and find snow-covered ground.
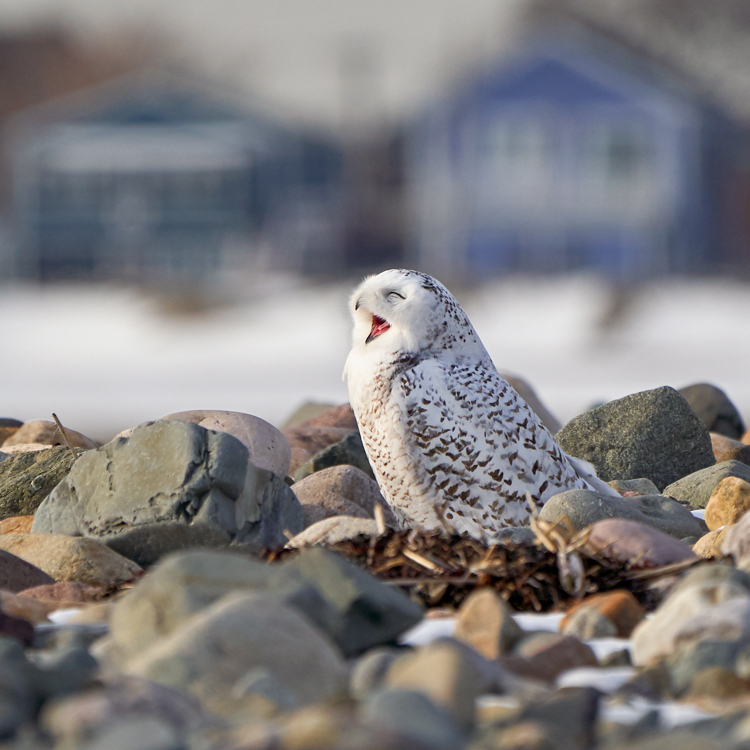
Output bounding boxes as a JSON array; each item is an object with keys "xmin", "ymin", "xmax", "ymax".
[{"xmin": 2, "ymin": 273, "xmax": 748, "ymax": 442}]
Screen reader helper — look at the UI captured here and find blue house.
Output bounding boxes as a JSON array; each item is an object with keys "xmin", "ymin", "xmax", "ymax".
[
  {"xmin": 8, "ymin": 71, "xmax": 344, "ymax": 281},
  {"xmin": 406, "ymin": 37, "xmax": 749, "ymax": 280}
]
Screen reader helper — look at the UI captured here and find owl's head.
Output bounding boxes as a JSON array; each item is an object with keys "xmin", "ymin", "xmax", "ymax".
[{"xmin": 345, "ymin": 269, "xmax": 484, "ymax": 365}]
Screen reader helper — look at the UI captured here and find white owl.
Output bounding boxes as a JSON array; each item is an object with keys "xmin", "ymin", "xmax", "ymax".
[{"xmin": 343, "ymin": 268, "xmax": 617, "ymax": 543}]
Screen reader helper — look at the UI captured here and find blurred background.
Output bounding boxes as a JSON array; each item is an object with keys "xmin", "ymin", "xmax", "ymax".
[{"xmin": 2, "ymin": 0, "xmax": 750, "ymax": 441}]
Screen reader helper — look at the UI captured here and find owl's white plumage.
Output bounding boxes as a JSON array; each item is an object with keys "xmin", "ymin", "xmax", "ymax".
[{"xmin": 343, "ymin": 268, "xmax": 616, "ymax": 543}]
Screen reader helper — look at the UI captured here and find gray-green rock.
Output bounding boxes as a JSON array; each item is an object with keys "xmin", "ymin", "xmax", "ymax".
[
  {"xmin": 124, "ymin": 591, "xmax": 348, "ymax": 715},
  {"xmin": 31, "ymin": 421, "xmax": 303, "ymax": 556},
  {"xmin": 556, "ymin": 386, "xmax": 714, "ymax": 490},
  {"xmin": 663, "ymin": 461, "xmax": 750, "ymax": 509},
  {"xmin": 0, "ymin": 446, "xmax": 76, "ymax": 519},
  {"xmin": 294, "ymin": 431, "xmax": 374, "ymax": 481},
  {"xmin": 279, "ymin": 547, "xmax": 423, "ymax": 656},
  {"xmin": 539, "ymin": 489, "xmax": 705, "ymax": 538}
]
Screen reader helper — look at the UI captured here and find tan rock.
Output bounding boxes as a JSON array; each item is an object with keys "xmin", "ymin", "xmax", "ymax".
[
  {"xmin": 0, "ymin": 589, "xmax": 51, "ymax": 623},
  {"xmin": 559, "ymin": 590, "xmax": 644, "ymax": 638},
  {"xmin": 0, "ymin": 516, "xmax": 34, "ymax": 534},
  {"xmin": 292, "ymin": 403, "xmax": 358, "ymax": 431},
  {"xmin": 705, "ymin": 476, "xmax": 750, "ymax": 530},
  {"xmin": 1, "ymin": 443, "xmax": 60, "ymax": 455},
  {"xmin": 0, "ymin": 419, "xmax": 22, "ymax": 445},
  {"xmin": 2, "ymin": 420, "xmax": 97, "ymax": 450},
  {"xmin": 693, "ymin": 527, "xmax": 730, "ymax": 558},
  {"xmin": 0, "ymin": 534, "xmax": 141, "ymax": 587},
  {"xmin": 453, "ymin": 588, "xmax": 523, "ymax": 660}
]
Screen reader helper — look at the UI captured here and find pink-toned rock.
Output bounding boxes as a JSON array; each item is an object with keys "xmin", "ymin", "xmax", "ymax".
[
  {"xmin": 711, "ymin": 433, "xmax": 750, "ymax": 466},
  {"xmin": 294, "ymin": 404, "xmax": 358, "ymax": 431},
  {"xmin": 0, "ymin": 589, "xmax": 51, "ymax": 623},
  {"xmin": 19, "ymin": 581, "xmax": 106, "ymax": 604},
  {"xmin": 2, "ymin": 420, "xmax": 97, "ymax": 450},
  {"xmin": 161, "ymin": 410, "xmax": 291, "ymax": 477},
  {"xmin": 501, "ymin": 634, "xmax": 598, "ymax": 683},
  {"xmin": 282, "ymin": 427, "xmax": 355, "ymax": 474},
  {"xmin": 0, "ymin": 548, "xmax": 54, "ymax": 592},
  {"xmin": 0, "ymin": 419, "xmax": 21, "ymax": 445},
  {"xmin": 0, "ymin": 516, "xmax": 34, "ymax": 534},
  {"xmin": 291, "ymin": 465, "xmax": 394, "ymax": 527},
  {"xmin": 584, "ymin": 518, "xmax": 697, "ymax": 568}
]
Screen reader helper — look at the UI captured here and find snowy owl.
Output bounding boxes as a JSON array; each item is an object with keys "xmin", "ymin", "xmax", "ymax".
[{"xmin": 343, "ymin": 268, "xmax": 617, "ymax": 543}]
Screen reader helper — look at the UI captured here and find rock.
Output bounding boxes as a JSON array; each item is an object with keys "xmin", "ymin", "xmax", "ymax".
[
  {"xmin": 670, "ymin": 597, "xmax": 750, "ymax": 652},
  {"xmin": 556, "ymin": 386, "xmax": 714, "ymax": 490},
  {"xmin": 0, "ymin": 418, "xmax": 22, "ymax": 445},
  {"xmin": 539, "ymin": 489, "xmax": 704, "ymax": 539},
  {"xmin": 663, "ymin": 460, "xmax": 750, "ymax": 509},
  {"xmin": 515, "ymin": 687, "xmax": 600, "ymax": 750},
  {"xmin": 294, "ymin": 431, "xmax": 374, "ymax": 482},
  {"xmin": 705, "ymin": 476, "xmax": 750, "ymax": 530},
  {"xmin": 0, "ymin": 548, "xmax": 54, "ymax": 592},
  {"xmin": 288, "ymin": 403, "xmax": 359, "ymax": 431},
  {"xmin": 385, "ymin": 639, "xmax": 486, "ymax": 729},
  {"xmin": 0, "ymin": 534, "xmax": 141, "ymax": 587},
  {"xmin": 0, "ymin": 610, "xmax": 35, "ymax": 645},
  {"xmin": 0, "ymin": 516, "xmax": 33, "ymax": 534},
  {"xmin": 678, "ymin": 382, "xmax": 745, "ymax": 440},
  {"xmin": 453, "ymin": 587, "xmax": 523, "ymax": 659},
  {"xmin": 693, "ymin": 527, "xmax": 730, "ymax": 558},
  {"xmin": 282, "ymin": 425, "xmax": 355, "ymax": 473},
  {"xmin": 686, "ymin": 666, "xmax": 750, "ymax": 700},
  {"xmin": 501, "ymin": 373, "xmax": 562, "ymax": 434},
  {"xmin": 667, "ymin": 638, "xmax": 748, "ymax": 697},
  {"xmin": 0, "ymin": 443, "xmax": 57, "ymax": 454},
  {"xmin": 101, "ymin": 522, "xmax": 233, "ymax": 568},
  {"xmin": 608, "ymin": 478, "xmax": 661, "ymax": 496},
  {"xmin": 560, "ymin": 590, "xmax": 645, "ymax": 638},
  {"xmin": 285, "ymin": 516, "xmax": 380, "ymax": 548},
  {"xmin": 561, "ymin": 607, "xmax": 618, "ymax": 639},
  {"xmin": 721, "ymin": 509, "xmax": 750, "ymax": 564},
  {"xmin": 630, "ymin": 563, "xmax": 750, "ymax": 665},
  {"xmin": 360, "ymin": 689, "xmax": 465, "ymax": 750},
  {"xmin": 291, "ymin": 465, "xmax": 395, "ymax": 527},
  {"xmin": 501, "ymin": 634, "xmax": 598, "ymax": 683},
  {"xmin": 350, "ymin": 648, "xmax": 401, "ymax": 700},
  {"xmin": 584, "ymin": 519, "xmax": 698, "ymax": 568},
  {"xmin": 124, "ymin": 591, "xmax": 348, "ymax": 715},
  {"xmin": 107, "ymin": 549, "xmax": 278, "ymax": 664},
  {"xmin": 40, "ymin": 676, "xmax": 213, "ymax": 749},
  {"xmin": 161, "ymin": 409, "xmax": 291, "ymax": 477},
  {"xmin": 0, "ymin": 446, "xmax": 77, "ymax": 520},
  {"xmin": 19, "ymin": 581, "xmax": 105, "ymax": 606},
  {"xmin": 710, "ymin": 432, "xmax": 750, "ymax": 465},
  {"xmin": 0, "ymin": 589, "xmax": 52, "ymax": 623},
  {"xmin": 278, "ymin": 547, "xmax": 423, "ymax": 656},
  {"xmin": 0, "ymin": 452, "xmax": 8, "ymax": 463},
  {"xmin": 31, "ymin": 420, "xmax": 303, "ymax": 556},
  {"xmin": 2, "ymin": 419, "xmax": 97, "ymax": 449}
]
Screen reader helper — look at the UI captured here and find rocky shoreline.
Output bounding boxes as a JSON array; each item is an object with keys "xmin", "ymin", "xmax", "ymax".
[{"xmin": 1, "ymin": 382, "xmax": 750, "ymax": 748}]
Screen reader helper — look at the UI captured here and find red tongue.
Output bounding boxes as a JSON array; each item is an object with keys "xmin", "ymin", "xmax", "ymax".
[{"xmin": 369, "ymin": 315, "xmax": 391, "ymax": 340}]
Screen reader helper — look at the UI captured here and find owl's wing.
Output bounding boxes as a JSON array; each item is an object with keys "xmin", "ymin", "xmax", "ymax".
[{"xmin": 392, "ymin": 356, "xmax": 587, "ymax": 532}]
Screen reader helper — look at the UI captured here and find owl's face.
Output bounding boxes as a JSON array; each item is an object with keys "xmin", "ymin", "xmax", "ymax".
[{"xmin": 346, "ymin": 269, "xmax": 482, "ymax": 363}]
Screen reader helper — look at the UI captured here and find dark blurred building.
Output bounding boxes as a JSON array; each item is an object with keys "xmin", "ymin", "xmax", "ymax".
[
  {"xmin": 8, "ymin": 71, "xmax": 345, "ymax": 281},
  {"xmin": 406, "ymin": 29, "xmax": 750, "ymax": 281}
]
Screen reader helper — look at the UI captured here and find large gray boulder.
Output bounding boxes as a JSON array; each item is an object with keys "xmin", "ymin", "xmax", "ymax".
[
  {"xmin": 31, "ymin": 421, "xmax": 303, "ymax": 556},
  {"xmin": 539, "ymin": 489, "xmax": 705, "ymax": 539},
  {"xmin": 556, "ymin": 386, "xmax": 714, "ymax": 490}
]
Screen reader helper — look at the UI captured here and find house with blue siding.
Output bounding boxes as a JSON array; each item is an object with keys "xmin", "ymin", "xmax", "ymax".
[
  {"xmin": 8, "ymin": 71, "xmax": 344, "ymax": 281},
  {"xmin": 407, "ymin": 36, "xmax": 748, "ymax": 280}
]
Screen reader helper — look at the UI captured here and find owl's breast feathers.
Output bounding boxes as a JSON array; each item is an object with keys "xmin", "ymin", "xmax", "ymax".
[{"xmin": 364, "ymin": 355, "xmax": 588, "ymax": 538}]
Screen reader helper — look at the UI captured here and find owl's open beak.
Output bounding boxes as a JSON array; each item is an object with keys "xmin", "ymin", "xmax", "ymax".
[{"xmin": 366, "ymin": 315, "xmax": 390, "ymax": 343}]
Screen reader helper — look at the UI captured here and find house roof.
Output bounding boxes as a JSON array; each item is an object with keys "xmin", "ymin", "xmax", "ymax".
[{"xmin": 520, "ymin": 0, "xmax": 750, "ymax": 126}]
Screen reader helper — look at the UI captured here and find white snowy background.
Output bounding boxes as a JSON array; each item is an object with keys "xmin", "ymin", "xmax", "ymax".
[{"xmin": 1, "ymin": 273, "xmax": 746, "ymax": 442}]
